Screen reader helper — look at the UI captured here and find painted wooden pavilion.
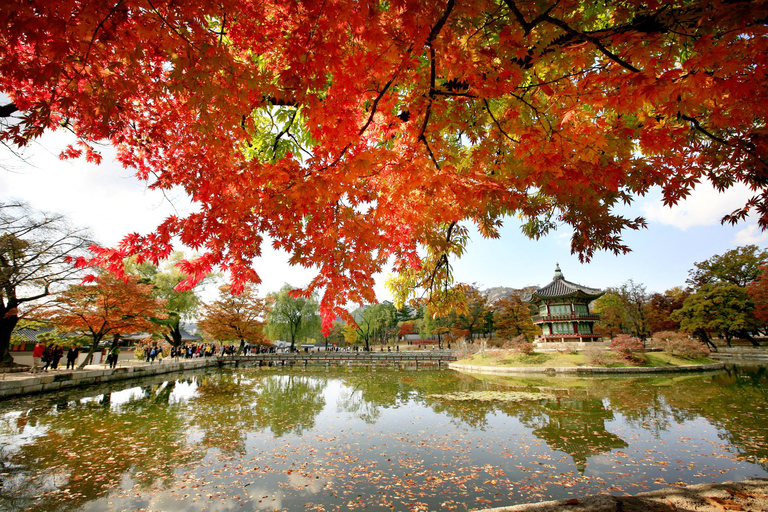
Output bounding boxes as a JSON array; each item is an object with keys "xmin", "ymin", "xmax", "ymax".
[{"xmin": 524, "ymin": 264, "xmax": 604, "ymax": 343}]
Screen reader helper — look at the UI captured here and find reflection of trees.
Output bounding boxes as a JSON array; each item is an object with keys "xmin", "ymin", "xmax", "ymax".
[
  {"xmin": 189, "ymin": 371, "xmax": 327, "ymax": 455},
  {"xmin": 0, "ymin": 381, "xmax": 200, "ymax": 512},
  {"xmin": 339, "ymin": 370, "xmax": 499, "ymax": 428},
  {"xmin": 533, "ymin": 396, "xmax": 628, "ymax": 474},
  {"xmin": 253, "ymin": 374, "xmax": 326, "ymax": 436}
]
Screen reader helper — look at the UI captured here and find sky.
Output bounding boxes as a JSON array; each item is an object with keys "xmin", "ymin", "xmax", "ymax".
[{"xmin": 1, "ymin": 129, "xmax": 765, "ymax": 304}]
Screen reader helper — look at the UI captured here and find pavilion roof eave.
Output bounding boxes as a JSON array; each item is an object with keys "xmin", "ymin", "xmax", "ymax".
[{"xmin": 531, "ymin": 289, "xmax": 604, "ymax": 301}]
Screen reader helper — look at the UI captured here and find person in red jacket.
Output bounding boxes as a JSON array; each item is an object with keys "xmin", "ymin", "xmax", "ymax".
[{"xmin": 30, "ymin": 342, "xmax": 45, "ymax": 374}]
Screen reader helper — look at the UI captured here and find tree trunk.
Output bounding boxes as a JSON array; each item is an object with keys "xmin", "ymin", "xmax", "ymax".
[
  {"xmin": 0, "ymin": 309, "xmax": 19, "ymax": 366},
  {"xmin": 736, "ymin": 329, "xmax": 760, "ymax": 347},
  {"xmin": 78, "ymin": 333, "xmax": 105, "ymax": 369},
  {"xmin": 696, "ymin": 329, "xmax": 717, "ymax": 352}
]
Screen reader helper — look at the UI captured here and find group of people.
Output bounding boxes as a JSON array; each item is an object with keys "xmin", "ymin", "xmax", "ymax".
[
  {"xmin": 142, "ymin": 343, "xmax": 218, "ymax": 363},
  {"xmin": 29, "ymin": 343, "xmax": 80, "ymax": 373}
]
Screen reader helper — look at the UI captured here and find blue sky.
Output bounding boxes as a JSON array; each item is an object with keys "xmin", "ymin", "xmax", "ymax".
[{"xmin": 1, "ymin": 130, "xmax": 764, "ymax": 302}]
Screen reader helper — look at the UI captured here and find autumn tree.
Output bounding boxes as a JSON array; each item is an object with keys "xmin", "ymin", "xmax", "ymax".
[
  {"xmin": 493, "ymin": 294, "xmax": 537, "ymax": 341},
  {"xmin": 645, "ymin": 287, "xmax": 689, "ymax": 334},
  {"xmin": 42, "ymin": 274, "xmax": 164, "ymax": 369},
  {"xmin": 687, "ymin": 246, "xmax": 768, "ymax": 289},
  {"xmin": 3, "ymin": 1, "xmax": 768, "ymax": 331},
  {"xmin": 747, "ymin": 265, "xmax": 768, "ymax": 327},
  {"xmin": 198, "ymin": 284, "xmax": 270, "ymax": 354},
  {"xmin": 1, "ymin": 201, "xmax": 93, "ymax": 365},
  {"xmin": 265, "ymin": 284, "xmax": 320, "ymax": 351},
  {"xmin": 592, "ymin": 292, "xmax": 627, "ymax": 339}
]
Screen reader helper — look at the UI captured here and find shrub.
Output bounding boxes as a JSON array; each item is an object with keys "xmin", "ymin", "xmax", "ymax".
[
  {"xmin": 653, "ymin": 331, "xmax": 710, "ymax": 359},
  {"xmin": 609, "ymin": 334, "xmax": 646, "ymax": 364},
  {"xmin": 503, "ymin": 334, "xmax": 534, "ymax": 355},
  {"xmin": 582, "ymin": 346, "xmax": 609, "ymax": 366}
]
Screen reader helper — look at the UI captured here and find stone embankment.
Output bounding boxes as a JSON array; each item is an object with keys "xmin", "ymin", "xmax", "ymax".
[
  {"xmin": 476, "ymin": 478, "xmax": 768, "ymax": 512},
  {"xmin": 710, "ymin": 346, "xmax": 768, "ymax": 364},
  {"xmin": 448, "ymin": 361, "xmax": 725, "ymax": 375},
  {"xmin": 0, "ymin": 358, "xmax": 229, "ymax": 399}
]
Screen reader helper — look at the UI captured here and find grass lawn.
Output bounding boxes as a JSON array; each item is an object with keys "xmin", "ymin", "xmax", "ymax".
[{"xmin": 459, "ymin": 349, "xmax": 715, "ymax": 368}]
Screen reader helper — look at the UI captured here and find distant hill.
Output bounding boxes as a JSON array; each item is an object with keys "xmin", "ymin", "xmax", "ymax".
[{"xmin": 482, "ymin": 285, "xmax": 538, "ymax": 303}]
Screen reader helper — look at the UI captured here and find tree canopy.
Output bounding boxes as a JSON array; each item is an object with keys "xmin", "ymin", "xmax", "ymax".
[
  {"xmin": 198, "ymin": 284, "xmax": 269, "ymax": 351},
  {"xmin": 687, "ymin": 245, "xmax": 768, "ymax": 289},
  {"xmin": 265, "ymin": 284, "xmax": 320, "ymax": 351},
  {"xmin": 2, "ymin": 1, "xmax": 767, "ymax": 331},
  {"xmin": 42, "ymin": 274, "xmax": 164, "ymax": 368},
  {"xmin": 0, "ymin": 201, "xmax": 93, "ymax": 364}
]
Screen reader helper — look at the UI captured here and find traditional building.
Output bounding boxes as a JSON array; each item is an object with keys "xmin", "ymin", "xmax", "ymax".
[{"xmin": 524, "ymin": 264, "xmax": 604, "ymax": 343}]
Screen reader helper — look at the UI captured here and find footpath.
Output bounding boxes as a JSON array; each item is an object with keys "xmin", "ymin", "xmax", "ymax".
[
  {"xmin": 0, "ymin": 357, "xmax": 226, "ymax": 399},
  {"xmin": 478, "ymin": 478, "xmax": 768, "ymax": 512}
]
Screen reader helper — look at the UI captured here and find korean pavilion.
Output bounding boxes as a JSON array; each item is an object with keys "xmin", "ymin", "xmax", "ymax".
[{"xmin": 524, "ymin": 264, "xmax": 604, "ymax": 343}]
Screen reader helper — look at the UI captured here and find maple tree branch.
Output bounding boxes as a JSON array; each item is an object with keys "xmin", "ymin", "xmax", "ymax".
[
  {"xmin": 542, "ymin": 15, "xmax": 640, "ymax": 73},
  {"xmin": 417, "ymin": 0, "xmax": 456, "ymax": 170},
  {"xmin": 682, "ymin": 114, "xmax": 768, "ymax": 167},
  {"xmin": 80, "ymin": 0, "xmax": 125, "ymax": 74},
  {"xmin": 146, "ymin": 0, "xmax": 201, "ymax": 52},
  {"xmin": 359, "ymin": 76, "xmax": 395, "ymax": 136},
  {"xmin": 483, "ymin": 99, "xmax": 520, "ymax": 144},
  {"xmin": 272, "ymin": 107, "xmax": 299, "ymax": 158},
  {"xmin": 502, "ymin": 0, "xmax": 558, "ymax": 36}
]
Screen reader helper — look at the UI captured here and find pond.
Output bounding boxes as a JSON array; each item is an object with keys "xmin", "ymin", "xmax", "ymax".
[{"xmin": 0, "ymin": 366, "xmax": 766, "ymax": 511}]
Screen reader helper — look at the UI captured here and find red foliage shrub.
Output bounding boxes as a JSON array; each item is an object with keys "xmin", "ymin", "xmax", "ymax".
[
  {"xmin": 609, "ymin": 334, "xmax": 646, "ymax": 364},
  {"xmin": 652, "ymin": 331, "xmax": 710, "ymax": 359}
]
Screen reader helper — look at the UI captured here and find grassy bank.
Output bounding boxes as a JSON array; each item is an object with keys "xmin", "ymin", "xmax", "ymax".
[{"xmin": 460, "ymin": 349, "xmax": 715, "ymax": 368}]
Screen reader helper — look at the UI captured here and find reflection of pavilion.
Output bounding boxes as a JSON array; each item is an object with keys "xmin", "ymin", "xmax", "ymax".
[{"xmin": 533, "ymin": 397, "xmax": 627, "ymax": 474}]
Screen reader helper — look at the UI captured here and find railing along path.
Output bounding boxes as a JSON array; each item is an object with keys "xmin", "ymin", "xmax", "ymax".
[{"xmin": 223, "ymin": 351, "xmax": 457, "ymax": 367}]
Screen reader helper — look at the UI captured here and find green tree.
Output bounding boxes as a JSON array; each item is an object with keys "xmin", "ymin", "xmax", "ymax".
[
  {"xmin": 128, "ymin": 252, "xmax": 207, "ymax": 349},
  {"xmin": 616, "ymin": 280, "xmax": 651, "ymax": 339},
  {"xmin": 687, "ymin": 245, "xmax": 768, "ymax": 288},
  {"xmin": 352, "ymin": 302, "xmax": 397, "ymax": 350},
  {"xmin": 265, "ymin": 284, "xmax": 320, "ymax": 351},
  {"xmin": 450, "ymin": 284, "xmax": 490, "ymax": 342},
  {"xmin": 672, "ymin": 283, "xmax": 757, "ymax": 349}
]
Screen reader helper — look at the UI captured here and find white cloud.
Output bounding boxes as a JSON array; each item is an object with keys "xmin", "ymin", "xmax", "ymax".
[
  {"xmin": 641, "ymin": 182, "xmax": 754, "ymax": 230},
  {"xmin": 734, "ymin": 222, "xmax": 768, "ymax": 245}
]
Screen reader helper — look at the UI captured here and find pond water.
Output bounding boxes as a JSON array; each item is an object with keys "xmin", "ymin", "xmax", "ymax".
[{"xmin": 0, "ymin": 366, "xmax": 766, "ymax": 511}]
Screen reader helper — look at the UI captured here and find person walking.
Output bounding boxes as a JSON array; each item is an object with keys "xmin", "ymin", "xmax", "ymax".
[
  {"xmin": 108, "ymin": 345, "xmax": 120, "ymax": 369},
  {"xmin": 30, "ymin": 341, "xmax": 45, "ymax": 374},
  {"xmin": 66, "ymin": 346, "xmax": 79, "ymax": 370},
  {"xmin": 51, "ymin": 345, "xmax": 63, "ymax": 370},
  {"xmin": 41, "ymin": 344, "xmax": 53, "ymax": 371}
]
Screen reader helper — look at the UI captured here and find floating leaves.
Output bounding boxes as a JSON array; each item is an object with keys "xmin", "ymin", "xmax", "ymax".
[{"xmin": 426, "ymin": 391, "xmax": 555, "ymax": 402}]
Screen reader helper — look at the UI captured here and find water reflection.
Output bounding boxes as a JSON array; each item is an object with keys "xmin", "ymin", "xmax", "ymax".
[{"xmin": 0, "ymin": 366, "xmax": 765, "ymax": 511}]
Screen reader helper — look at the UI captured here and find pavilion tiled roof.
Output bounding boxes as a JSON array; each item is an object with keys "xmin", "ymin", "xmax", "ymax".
[{"xmin": 524, "ymin": 264, "xmax": 603, "ymax": 301}]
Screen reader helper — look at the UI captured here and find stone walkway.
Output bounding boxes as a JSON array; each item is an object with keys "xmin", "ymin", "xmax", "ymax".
[
  {"xmin": 0, "ymin": 358, "xmax": 224, "ymax": 399},
  {"xmin": 477, "ymin": 478, "xmax": 768, "ymax": 512}
]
